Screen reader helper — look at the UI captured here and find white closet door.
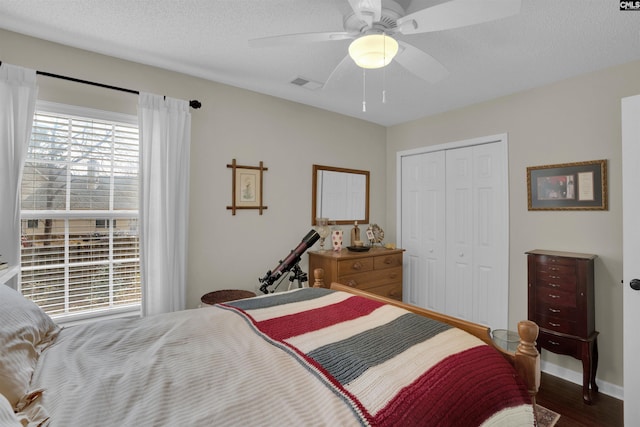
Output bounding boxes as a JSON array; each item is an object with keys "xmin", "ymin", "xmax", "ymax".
[
  {"xmin": 471, "ymin": 143, "xmax": 506, "ymax": 328},
  {"xmin": 445, "ymin": 147, "xmax": 474, "ymax": 321},
  {"xmin": 400, "ymin": 137, "xmax": 508, "ymax": 330},
  {"xmin": 401, "ymin": 151, "xmax": 446, "ymax": 311}
]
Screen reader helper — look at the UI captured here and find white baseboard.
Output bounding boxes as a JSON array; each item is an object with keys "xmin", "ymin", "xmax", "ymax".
[{"xmin": 541, "ymin": 360, "xmax": 623, "ymax": 401}]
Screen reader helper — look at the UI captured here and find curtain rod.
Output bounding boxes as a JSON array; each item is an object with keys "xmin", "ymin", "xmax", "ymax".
[{"xmin": 0, "ymin": 61, "xmax": 202, "ymax": 109}]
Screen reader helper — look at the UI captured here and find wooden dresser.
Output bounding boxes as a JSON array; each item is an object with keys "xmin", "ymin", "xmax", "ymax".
[
  {"xmin": 308, "ymin": 247, "xmax": 403, "ymax": 300},
  {"xmin": 526, "ymin": 249, "xmax": 598, "ymax": 404}
]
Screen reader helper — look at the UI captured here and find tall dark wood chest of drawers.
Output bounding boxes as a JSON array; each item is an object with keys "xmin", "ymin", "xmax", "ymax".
[
  {"xmin": 526, "ymin": 249, "xmax": 598, "ymax": 404},
  {"xmin": 308, "ymin": 247, "xmax": 403, "ymax": 301}
]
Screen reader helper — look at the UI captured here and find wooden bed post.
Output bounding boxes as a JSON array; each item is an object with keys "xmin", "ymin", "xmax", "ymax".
[
  {"xmin": 313, "ymin": 268, "xmax": 325, "ymax": 288},
  {"xmin": 515, "ymin": 320, "xmax": 541, "ymax": 405}
]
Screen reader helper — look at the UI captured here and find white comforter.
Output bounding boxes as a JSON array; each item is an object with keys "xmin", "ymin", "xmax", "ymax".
[{"xmin": 31, "ymin": 298, "xmax": 358, "ymax": 426}]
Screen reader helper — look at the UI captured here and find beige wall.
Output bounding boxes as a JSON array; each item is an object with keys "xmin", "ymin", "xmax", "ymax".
[
  {"xmin": 387, "ymin": 59, "xmax": 640, "ymax": 392},
  {"xmin": 0, "ymin": 28, "xmax": 387, "ymax": 306}
]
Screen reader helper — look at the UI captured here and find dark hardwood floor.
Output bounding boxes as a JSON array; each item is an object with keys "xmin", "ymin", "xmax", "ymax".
[{"xmin": 536, "ymin": 372, "xmax": 623, "ymax": 426}]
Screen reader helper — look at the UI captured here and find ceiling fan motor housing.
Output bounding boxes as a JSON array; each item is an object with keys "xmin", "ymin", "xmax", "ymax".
[{"xmin": 343, "ymin": 0, "xmax": 405, "ymax": 34}]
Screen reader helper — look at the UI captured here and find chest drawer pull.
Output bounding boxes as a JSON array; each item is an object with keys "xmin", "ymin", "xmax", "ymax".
[
  {"xmin": 548, "ymin": 340, "xmax": 560, "ymax": 346},
  {"xmin": 351, "ymin": 262, "xmax": 362, "ymax": 271},
  {"xmin": 549, "ymin": 322, "xmax": 561, "ymax": 327},
  {"xmin": 548, "ymin": 308, "xmax": 561, "ymax": 313},
  {"xmin": 345, "ymin": 280, "xmax": 357, "ymax": 287},
  {"xmin": 549, "ymin": 275, "xmax": 560, "ymax": 279},
  {"xmin": 549, "ymin": 283, "xmax": 560, "ymax": 288},
  {"xmin": 548, "ymin": 294, "xmax": 560, "ymax": 299}
]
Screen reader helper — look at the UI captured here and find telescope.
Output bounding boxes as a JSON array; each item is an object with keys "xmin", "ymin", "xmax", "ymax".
[{"xmin": 259, "ymin": 229, "xmax": 320, "ymax": 294}]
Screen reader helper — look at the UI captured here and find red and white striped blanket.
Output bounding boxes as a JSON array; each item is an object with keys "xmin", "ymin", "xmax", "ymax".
[{"xmin": 224, "ymin": 288, "xmax": 535, "ymax": 427}]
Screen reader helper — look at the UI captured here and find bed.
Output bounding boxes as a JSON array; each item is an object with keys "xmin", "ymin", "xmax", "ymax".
[{"xmin": 0, "ymin": 271, "xmax": 539, "ymax": 426}]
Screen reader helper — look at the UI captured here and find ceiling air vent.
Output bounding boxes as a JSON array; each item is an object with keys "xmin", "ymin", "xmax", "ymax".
[{"xmin": 290, "ymin": 77, "xmax": 323, "ymax": 91}]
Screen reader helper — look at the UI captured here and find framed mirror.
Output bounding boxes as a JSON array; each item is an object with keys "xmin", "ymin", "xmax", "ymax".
[{"xmin": 312, "ymin": 164, "xmax": 369, "ymax": 225}]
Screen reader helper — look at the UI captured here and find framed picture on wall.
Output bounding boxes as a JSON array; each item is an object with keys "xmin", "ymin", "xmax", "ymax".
[
  {"xmin": 226, "ymin": 159, "xmax": 268, "ymax": 215},
  {"xmin": 527, "ymin": 159, "xmax": 607, "ymax": 210}
]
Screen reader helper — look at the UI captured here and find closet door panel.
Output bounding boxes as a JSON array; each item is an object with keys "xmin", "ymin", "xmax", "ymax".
[
  {"xmin": 401, "ymin": 151, "xmax": 446, "ymax": 311},
  {"xmin": 472, "ymin": 143, "xmax": 506, "ymax": 329},
  {"xmin": 446, "ymin": 147, "xmax": 474, "ymax": 322}
]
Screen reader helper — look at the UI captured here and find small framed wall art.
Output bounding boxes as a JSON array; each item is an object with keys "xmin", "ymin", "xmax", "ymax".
[
  {"xmin": 527, "ymin": 159, "xmax": 607, "ymax": 211},
  {"xmin": 227, "ymin": 159, "xmax": 268, "ymax": 215}
]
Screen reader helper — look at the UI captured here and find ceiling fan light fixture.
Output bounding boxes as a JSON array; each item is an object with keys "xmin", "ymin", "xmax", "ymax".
[{"xmin": 348, "ymin": 34, "xmax": 398, "ymax": 69}]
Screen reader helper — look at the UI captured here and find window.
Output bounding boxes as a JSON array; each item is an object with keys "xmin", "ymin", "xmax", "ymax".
[
  {"xmin": 20, "ymin": 102, "xmax": 140, "ymax": 320},
  {"xmin": 95, "ymin": 219, "xmax": 116, "ymax": 229}
]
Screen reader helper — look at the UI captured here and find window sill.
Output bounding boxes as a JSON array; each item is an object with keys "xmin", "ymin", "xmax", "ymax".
[
  {"xmin": 52, "ymin": 304, "xmax": 141, "ymax": 327},
  {"xmin": 0, "ymin": 265, "xmax": 20, "ymax": 285}
]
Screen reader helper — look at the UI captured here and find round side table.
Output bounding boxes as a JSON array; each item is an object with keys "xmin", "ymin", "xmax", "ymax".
[{"xmin": 200, "ymin": 289, "xmax": 256, "ymax": 307}]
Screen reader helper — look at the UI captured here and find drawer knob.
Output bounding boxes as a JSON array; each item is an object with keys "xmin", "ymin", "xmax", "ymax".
[
  {"xmin": 352, "ymin": 262, "xmax": 362, "ymax": 270},
  {"xmin": 549, "ymin": 308, "xmax": 560, "ymax": 313},
  {"xmin": 549, "ymin": 283, "xmax": 560, "ymax": 288},
  {"xmin": 549, "ymin": 322, "xmax": 560, "ymax": 327},
  {"xmin": 549, "ymin": 340, "xmax": 560, "ymax": 346},
  {"xmin": 548, "ymin": 294, "xmax": 560, "ymax": 299},
  {"xmin": 384, "ymin": 257, "xmax": 393, "ymax": 265},
  {"xmin": 346, "ymin": 280, "xmax": 357, "ymax": 287}
]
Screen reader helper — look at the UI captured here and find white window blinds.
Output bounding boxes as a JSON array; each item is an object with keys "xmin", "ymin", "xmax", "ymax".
[{"xmin": 20, "ymin": 102, "xmax": 140, "ymax": 319}]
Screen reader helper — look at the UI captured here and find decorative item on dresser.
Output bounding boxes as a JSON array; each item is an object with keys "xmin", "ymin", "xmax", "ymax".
[
  {"xmin": 309, "ymin": 246, "xmax": 403, "ymax": 300},
  {"xmin": 526, "ymin": 249, "xmax": 598, "ymax": 404}
]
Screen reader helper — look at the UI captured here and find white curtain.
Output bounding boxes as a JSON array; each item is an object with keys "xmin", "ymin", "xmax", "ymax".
[
  {"xmin": 0, "ymin": 63, "xmax": 38, "ymax": 288},
  {"xmin": 138, "ymin": 93, "xmax": 191, "ymax": 315}
]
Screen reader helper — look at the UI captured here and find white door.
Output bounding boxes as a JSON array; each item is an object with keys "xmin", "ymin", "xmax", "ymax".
[
  {"xmin": 399, "ymin": 135, "xmax": 508, "ymax": 330},
  {"xmin": 445, "ymin": 143, "xmax": 506, "ymax": 327},
  {"xmin": 622, "ymin": 94, "xmax": 640, "ymax": 424},
  {"xmin": 445, "ymin": 146, "xmax": 474, "ymax": 320},
  {"xmin": 401, "ymin": 151, "xmax": 446, "ymax": 311}
]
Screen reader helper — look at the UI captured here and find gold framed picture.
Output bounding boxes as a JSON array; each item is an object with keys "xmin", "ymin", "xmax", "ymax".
[{"xmin": 527, "ymin": 159, "xmax": 607, "ymax": 211}]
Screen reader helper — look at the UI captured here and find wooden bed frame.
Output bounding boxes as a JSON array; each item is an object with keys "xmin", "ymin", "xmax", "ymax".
[{"xmin": 311, "ymin": 268, "xmax": 541, "ymax": 405}]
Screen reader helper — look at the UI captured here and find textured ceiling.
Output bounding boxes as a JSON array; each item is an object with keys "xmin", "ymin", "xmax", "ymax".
[{"xmin": 1, "ymin": 0, "xmax": 639, "ymax": 126}]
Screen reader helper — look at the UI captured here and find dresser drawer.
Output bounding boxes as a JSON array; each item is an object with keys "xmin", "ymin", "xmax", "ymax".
[
  {"xmin": 367, "ymin": 282, "xmax": 402, "ymax": 301},
  {"xmin": 337, "ymin": 257, "xmax": 374, "ymax": 276},
  {"xmin": 535, "ymin": 312, "xmax": 577, "ymax": 335},
  {"xmin": 538, "ymin": 330, "xmax": 578, "ymax": 356},
  {"xmin": 536, "ymin": 255, "xmax": 576, "ymax": 268},
  {"xmin": 338, "ymin": 267, "xmax": 402, "ymax": 290},
  {"xmin": 537, "ymin": 276, "xmax": 576, "ymax": 293},
  {"xmin": 536, "ymin": 287, "xmax": 576, "ymax": 307},
  {"xmin": 536, "ymin": 301, "xmax": 577, "ymax": 319},
  {"xmin": 373, "ymin": 253, "xmax": 403, "ymax": 270}
]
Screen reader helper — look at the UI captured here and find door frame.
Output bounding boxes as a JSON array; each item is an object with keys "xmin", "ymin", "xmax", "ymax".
[
  {"xmin": 396, "ymin": 133, "xmax": 510, "ymax": 328},
  {"xmin": 622, "ymin": 94, "xmax": 640, "ymax": 424}
]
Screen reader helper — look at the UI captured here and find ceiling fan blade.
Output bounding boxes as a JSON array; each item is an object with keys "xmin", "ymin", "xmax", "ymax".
[
  {"xmin": 394, "ymin": 41, "xmax": 449, "ymax": 84},
  {"xmin": 249, "ymin": 31, "xmax": 354, "ymax": 48},
  {"xmin": 323, "ymin": 54, "xmax": 357, "ymax": 90},
  {"xmin": 347, "ymin": 0, "xmax": 382, "ymax": 28},
  {"xmin": 397, "ymin": 0, "xmax": 521, "ymax": 35}
]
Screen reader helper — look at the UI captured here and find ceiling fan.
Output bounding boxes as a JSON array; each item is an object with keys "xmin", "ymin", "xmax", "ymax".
[{"xmin": 249, "ymin": 0, "xmax": 521, "ymax": 85}]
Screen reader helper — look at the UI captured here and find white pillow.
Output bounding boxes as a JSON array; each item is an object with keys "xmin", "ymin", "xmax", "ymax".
[
  {"xmin": 0, "ymin": 285, "xmax": 60, "ymax": 409},
  {"xmin": 0, "ymin": 393, "xmax": 21, "ymax": 427}
]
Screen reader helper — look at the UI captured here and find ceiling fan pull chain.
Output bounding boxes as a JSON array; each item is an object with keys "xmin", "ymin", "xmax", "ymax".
[
  {"xmin": 382, "ymin": 34, "xmax": 387, "ymax": 104},
  {"xmin": 362, "ymin": 68, "xmax": 367, "ymax": 112},
  {"xmin": 382, "ymin": 53, "xmax": 387, "ymax": 103}
]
